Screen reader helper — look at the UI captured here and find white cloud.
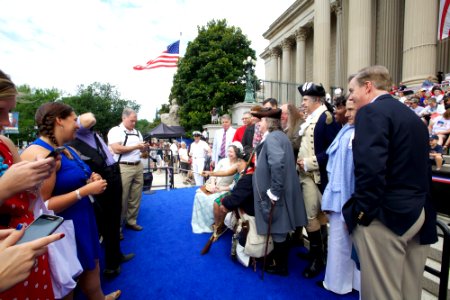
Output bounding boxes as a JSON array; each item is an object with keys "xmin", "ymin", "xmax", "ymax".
[{"xmin": 0, "ymin": 0, "xmax": 293, "ymax": 121}]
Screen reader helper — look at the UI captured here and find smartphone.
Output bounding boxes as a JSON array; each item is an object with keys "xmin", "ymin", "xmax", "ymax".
[
  {"xmin": 46, "ymin": 146, "xmax": 66, "ymax": 158},
  {"xmin": 16, "ymin": 214, "xmax": 64, "ymax": 244}
]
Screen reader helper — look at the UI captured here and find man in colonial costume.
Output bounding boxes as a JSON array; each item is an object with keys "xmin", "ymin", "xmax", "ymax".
[
  {"xmin": 252, "ymin": 108, "xmax": 307, "ymax": 276},
  {"xmin": 296, "ymin": 82, "xmax": 341, "ymax": 278}
]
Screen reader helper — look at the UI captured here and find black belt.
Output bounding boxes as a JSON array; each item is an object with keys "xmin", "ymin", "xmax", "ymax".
[{"xmin": 119, "ymin": 161, "xmax": 141, "ymax": 166}]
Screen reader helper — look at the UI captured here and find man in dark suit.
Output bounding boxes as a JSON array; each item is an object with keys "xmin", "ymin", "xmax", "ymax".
[{"xmin": 343, "ymin": 65, "xmax": 437, "ymax": 299}]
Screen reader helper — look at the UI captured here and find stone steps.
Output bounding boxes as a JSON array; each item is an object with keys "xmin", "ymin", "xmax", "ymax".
[{"xmin": 422, "ymin": 214, "xmax": 450, "ymax": 299}]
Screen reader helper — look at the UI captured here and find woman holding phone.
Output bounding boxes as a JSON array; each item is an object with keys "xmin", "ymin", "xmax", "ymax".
[
  {"xmin": 0, "ymin": 69, "xmax": 62, "ymax": 298},
  {"xmin": 21, "ymin": 101, "xmax": 121, "ymax": 299}
]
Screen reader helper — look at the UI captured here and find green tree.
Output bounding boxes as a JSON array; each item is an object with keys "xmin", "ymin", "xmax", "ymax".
[
  {"xmin": 136, "ymin": 119, "xmax": 152, "ymax": 137},
  {"xmin": 171, "ymin": 19, "xmax": 256, "ymax": 134},
  {"xmin": 61, "ymin": 82, "xmax": 140, "ymax": 137},
  {"xmin": 11, "ymin": 85, "xmax": 61, "ymax": 146}
]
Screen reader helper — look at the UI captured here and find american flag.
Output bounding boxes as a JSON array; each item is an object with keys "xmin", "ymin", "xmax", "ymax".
[{"xmin": 133, "ymin": 40, "xmax": 180, "ymax": 70}]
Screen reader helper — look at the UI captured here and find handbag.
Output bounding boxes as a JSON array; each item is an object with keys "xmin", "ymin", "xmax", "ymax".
[
  {"xmin": 34, "ymin": 197, "xmax": 83, "ymax": 299},
  {"xmin": 238, "ymin": 210, "xmax": 274, "ymax": 258}
]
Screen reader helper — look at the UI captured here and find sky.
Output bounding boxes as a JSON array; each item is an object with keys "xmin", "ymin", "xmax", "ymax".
[{"xmin": 0, "ymin": 0, "xmax": 294, "ymax": 121}]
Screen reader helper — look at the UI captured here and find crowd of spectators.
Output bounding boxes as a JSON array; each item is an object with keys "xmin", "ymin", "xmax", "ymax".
[{"xmin": 391, "ymin": 80, "xmax": 450, "ymax": 155}]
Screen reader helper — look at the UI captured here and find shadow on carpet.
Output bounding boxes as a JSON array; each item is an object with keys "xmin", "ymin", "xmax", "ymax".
[{"xmin": 96, "ymin": 187, "xmax": 359, "ymax": 300}]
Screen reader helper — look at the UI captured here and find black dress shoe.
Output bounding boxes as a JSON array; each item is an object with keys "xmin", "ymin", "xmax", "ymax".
[
  {"xmin": 303, "ymin": 258, "xmax": 325, "ymax": 278},
  {"xmin": 126, "ymin": 223, "xmax": 143, "ymax": 231},
  {"xmin": 120, "ymin": 253, "xmax": 135, "ymax": 263},
  {"xmin": 103, "ymin": 266, "xmax": 121, "ymax": 279},
  {"xmin": 265, "ymin": 264, "xmax": 289, "ymax": 276}
]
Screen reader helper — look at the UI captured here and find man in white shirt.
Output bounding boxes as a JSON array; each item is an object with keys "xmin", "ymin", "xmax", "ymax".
[
  {"xmin": 108, "ymin": 107, "xmax": 148, "ymax": 232},
  {"xmin": 211, "ymin": 114, "xmax": 236, "ymax": 168},
  {"xmin": 170, "ymin": 140, "xmax": 179, "ymax": 173},
  {"xmin": 189, "ymin": 131, "xmax": 211, "ymax": 186}
]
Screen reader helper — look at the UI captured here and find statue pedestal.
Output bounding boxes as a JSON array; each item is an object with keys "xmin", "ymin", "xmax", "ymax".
[
  {"xmin": 202, "ymin": 102, "xmax": 253, "ymax": 144},
  {"xmin": 202, "ymin": 124, "xmax": 223, "ymax": 144},
  {"xmin": 231, "ymin": 102, "xmax": 255, "ymax": 126}
]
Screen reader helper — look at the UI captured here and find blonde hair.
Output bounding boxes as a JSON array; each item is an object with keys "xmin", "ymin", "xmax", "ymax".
[{"xmin": 353, "ymin": 65, "xmax": 392, "ymax": 92}]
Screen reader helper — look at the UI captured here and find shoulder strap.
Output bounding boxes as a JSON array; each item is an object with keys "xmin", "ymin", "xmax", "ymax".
[
  {"xmin": 118, "ymin": 128, "xmax": 141, "ymax": 162},
  {"xmin": 69, "ymin": 138, "xmax": 107, "ymax": 173}
]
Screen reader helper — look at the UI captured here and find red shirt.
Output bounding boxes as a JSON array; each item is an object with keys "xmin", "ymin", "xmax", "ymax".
[{"xmin": 232, "ymin": 125, "xmax": 247, "ymax": 143}]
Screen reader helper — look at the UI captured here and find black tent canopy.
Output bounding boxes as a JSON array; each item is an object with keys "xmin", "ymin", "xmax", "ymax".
[{"xmin": 144, "ymin": 123, "xmax": 185, "ymax": 140}]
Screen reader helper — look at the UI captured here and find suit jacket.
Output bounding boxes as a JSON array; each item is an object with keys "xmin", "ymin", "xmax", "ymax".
[
  {"xmin": 222, "ymin": 174, "xmax": 255, "ymax": 216},
  {"xmin": 343, "ymin": 94, "xmax": 437, "ymax": 244},
  {"xmin": 253, "ymin": 130, "xmax": 307, "ymax": 235},
  {"xmin": 212, "ymin": 127, "xmax": 236, "ymax": 163},
  {"xmin": 241, "ymin": 124, "xmax": 255, "ymax": 151}
]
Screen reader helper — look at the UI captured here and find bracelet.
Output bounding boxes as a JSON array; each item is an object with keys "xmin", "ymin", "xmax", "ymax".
[{"xmin": 75, "ymin": 189, "xmax": 82, "ymax": 200}]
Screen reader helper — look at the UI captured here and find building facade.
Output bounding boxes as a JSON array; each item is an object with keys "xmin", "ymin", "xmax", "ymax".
[{"xmin": 261, "ymin": 0, "xmax": 450, "ymax": 105}]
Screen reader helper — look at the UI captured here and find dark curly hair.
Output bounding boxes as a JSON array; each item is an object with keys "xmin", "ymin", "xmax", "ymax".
[{"xmin": 35, "ymin": 102, "xmax": 74, "ymax": 147}]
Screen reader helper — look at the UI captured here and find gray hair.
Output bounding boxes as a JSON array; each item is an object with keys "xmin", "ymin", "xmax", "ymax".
[
  {"xmin": 221, "ymin": 114, "xmax": 231, "ymax": 121},
  {"xmin": 122, "ymin": 107, "xmax": 137, "ymax": 118},
  {"xmin": 266, "ymin": 118, "xmax": 282, "ymax": 132}
]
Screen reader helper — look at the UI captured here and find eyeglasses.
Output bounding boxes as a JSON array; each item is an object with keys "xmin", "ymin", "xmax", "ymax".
[{"xmin": 242, "ymin": 117, "xmax": 250, "ymax": 120}]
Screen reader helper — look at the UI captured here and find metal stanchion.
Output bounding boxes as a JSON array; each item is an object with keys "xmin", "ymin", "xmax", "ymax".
[{"xmin": 143, "ymin": 148, "xmax": 156, "ymax": 195}]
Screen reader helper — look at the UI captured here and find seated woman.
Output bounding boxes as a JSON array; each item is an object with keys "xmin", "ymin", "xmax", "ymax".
[
  {"xmin": 213, "ymin": 150, "xmax": 255, "ymax": 230},
  {"xmin": 191, "ymin": 142, "xmax": 244, "ymax": 234},
  {"xmin": 198, "ymin": 149, "xmax": 256, "ymax": 256}
]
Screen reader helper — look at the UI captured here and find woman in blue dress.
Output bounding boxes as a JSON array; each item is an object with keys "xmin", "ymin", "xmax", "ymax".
[{"xmin": 21, "ymin": 102, "xmax": 121, "ymax": 300}]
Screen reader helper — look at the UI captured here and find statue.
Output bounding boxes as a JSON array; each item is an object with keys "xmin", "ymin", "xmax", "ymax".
[
  {"xmin": 210, "ymin": 107, "xmax": 219, "ymax": 124},
  {"xmin": 160, "ymin": 103, "xmax": 180, "ymax": 126},
  {"xmin": 243, "ymin": 56, "xmax": 256, "ymax": 103}
]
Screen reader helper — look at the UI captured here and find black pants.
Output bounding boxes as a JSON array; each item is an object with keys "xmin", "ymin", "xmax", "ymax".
[{"xmin": 94, "ymin": 164, "xmax": 123, "ymax": 270}]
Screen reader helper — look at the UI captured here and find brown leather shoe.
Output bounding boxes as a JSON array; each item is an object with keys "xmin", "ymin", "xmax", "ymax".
[{"xmin": 126, "ymin": 223, "xmax": 143, "ymax": 231}]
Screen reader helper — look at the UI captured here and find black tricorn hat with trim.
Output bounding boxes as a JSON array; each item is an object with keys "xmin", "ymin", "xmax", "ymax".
[{"xmin": 298, "ymin": 82, "xmax": 326, "ymax": 97}]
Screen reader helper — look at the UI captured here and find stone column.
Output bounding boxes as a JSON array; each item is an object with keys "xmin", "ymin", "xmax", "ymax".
[
  {"xmin": 402, "ymin": 0, "xmax": 438, "ymax": 86},
  {"xmin": 295, "ymin": 28, "xmax": 308, "ymax": 104},
  {"xmin": 295, "ymin": 28, "xmax": 308, "ymax": 84},
  {"xmin": 332, "ymin": 1, "xmax": 344, "ymax": 90},
  {"xmin": 270, "ymin": 47, "xmax": 281, "ymax": 99},
  {"xmin": 281, "ymin": 38, "xmax": 294, "ymax": 103},
  {"xmin": 376, "ymin": 0, "xmax": 403, "ymax": 84},
  {"xmin": 313, "ymin": 0, "xmax": 331, "ymax": 91},
  {"xmin": 347, "ymin": 0, "xmax": 372, "ymax": 75}
]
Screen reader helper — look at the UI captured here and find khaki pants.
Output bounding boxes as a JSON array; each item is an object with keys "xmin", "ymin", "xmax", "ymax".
[
  {"xmin": 352, "ymin": 209, "xmax": 429, "ymax": 300},
  {"xmin": 119, "ymin": 163, "xmax": 144, "ymax": 226},
  {"xmin": 299, "ymin": 173, "xmax": 325, "ymax": 232}
]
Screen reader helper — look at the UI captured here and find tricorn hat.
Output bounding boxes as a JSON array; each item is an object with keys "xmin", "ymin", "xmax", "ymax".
[
  {"xmin": 298, "ymin": 82, "xmax": 326, "ymax": 97},
  {"xmin": 251, "ymin": 107, "xmax": 282, "ymax": 120}
]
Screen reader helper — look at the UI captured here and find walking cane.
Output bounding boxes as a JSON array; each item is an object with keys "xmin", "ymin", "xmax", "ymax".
[{"xmin": 261, "ymin": 201, "xmax": 275, "ymax": 280}]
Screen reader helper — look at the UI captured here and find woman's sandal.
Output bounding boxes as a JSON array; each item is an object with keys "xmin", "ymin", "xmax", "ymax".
[{"xmin": 105, "ymin": 290, "xmax": 121, "ymax": 300}]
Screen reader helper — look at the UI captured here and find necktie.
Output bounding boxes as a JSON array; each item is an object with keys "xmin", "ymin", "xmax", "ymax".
[{"xmin": 220, "ymin": 129, "xmax": 227, "ymax": 158}]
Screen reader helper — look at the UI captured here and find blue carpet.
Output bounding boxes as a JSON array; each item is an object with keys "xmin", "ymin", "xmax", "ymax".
[{"xmin": 98, "ymin": 187, "xmax": 359, "ymax": 300}]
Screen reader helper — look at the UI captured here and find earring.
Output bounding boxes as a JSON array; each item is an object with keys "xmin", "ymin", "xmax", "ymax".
[{"xmin": 60, "ymin": 125, "xmax": 64, "ymax": 129}]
